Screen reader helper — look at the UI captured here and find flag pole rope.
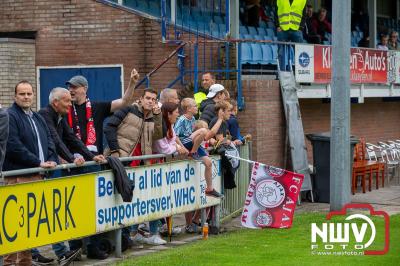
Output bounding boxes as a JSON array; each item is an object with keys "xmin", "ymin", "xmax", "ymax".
[
  {"xmin": 224, "ymin": 153, "xmax": 263, "ymax": 165},
  {"xmin": 225, "ymin": 153, "xmax": 310, "ymax": 174}
]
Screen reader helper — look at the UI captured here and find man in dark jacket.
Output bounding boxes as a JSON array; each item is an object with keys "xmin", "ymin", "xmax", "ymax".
[
  {"xmin": 199, "ymin": 84, "xmax": 227, "ymax": 125},
  {"xmin": 37, "ymin": 87, "xmax": 105, "ymax": 263},
  {"xmin": 3, "ymin": 82, "xmax": 58, "ymax": 172},
  {"xmin": 39, "ymin": 87, "xmax": 105, "ymax": 165},
  {"xmin": 3, "ymin": 81, "xmax": 58, "ymax": 266}
]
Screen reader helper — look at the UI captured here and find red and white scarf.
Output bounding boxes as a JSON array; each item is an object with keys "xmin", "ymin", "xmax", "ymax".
[{"xmin": 67, "ymin": 97, "xmax": 97, "ymax": 153}]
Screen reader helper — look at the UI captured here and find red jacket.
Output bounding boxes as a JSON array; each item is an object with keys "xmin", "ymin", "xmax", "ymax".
[{"xmin": 311, "ymin": 18, "xmax": 332, "ymax": 40}]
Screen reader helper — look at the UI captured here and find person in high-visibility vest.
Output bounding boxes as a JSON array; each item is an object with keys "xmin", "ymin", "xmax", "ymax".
[
  {"xmin": 274, "ymin": 0, "xmax": 307, "ymax": 70},
  {"xmin": 194, "ymin": 72, "xmax": 215, "ymax": 116}
]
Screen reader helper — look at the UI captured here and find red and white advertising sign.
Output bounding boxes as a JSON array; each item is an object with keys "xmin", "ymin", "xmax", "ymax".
[
  {"xmin": 295, "ymin": 44, "xmax": 396, "ymax": 84},
  {"xmin": 315, "ymin": 46, "xmax": 387, "ymax": 83},
  {"xmin": 241, "ymin": 162, "xmax": 304, "ymax": 229}
]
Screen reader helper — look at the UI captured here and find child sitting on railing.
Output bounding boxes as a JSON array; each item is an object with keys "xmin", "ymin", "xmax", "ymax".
[{"xmin": 174, "ymin": 98, "xmax": 224, "ymax": 198}]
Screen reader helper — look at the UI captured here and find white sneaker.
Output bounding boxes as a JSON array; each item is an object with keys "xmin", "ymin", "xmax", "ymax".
[
  {"xmin": 131, "ymin": 232, "xmax": 146, "ymax": 244},
  {"xmin": 144, "ymin": 235, "xmax": 167, "ymax": 245},
  {"xmin": 160, "ymin": 224, "xmax": 182, "ymax": 235}
]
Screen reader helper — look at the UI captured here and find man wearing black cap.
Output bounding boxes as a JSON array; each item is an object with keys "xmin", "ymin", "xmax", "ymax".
[{"xmin": 66, "ymin": 69, "xmax": 139, "ymax": 154}]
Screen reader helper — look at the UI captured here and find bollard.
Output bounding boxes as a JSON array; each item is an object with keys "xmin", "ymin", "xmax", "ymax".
[
  {"xmin": 200, "ymin": 208, "xmax": 207, "ymax": 226},
  {"xmin": 213, "ymin": 205, "xmax": 221, "ymax": 231},
  {"xmin": 114, "ymin": 228, "xmax": 122, "ymax": 258}
]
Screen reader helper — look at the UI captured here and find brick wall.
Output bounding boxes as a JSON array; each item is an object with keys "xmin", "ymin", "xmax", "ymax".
[
  {"xmin": 0, "ymin": 0, "xmax": 223, "ymax": 99},
  {"xmin": 0, "ymin": 38, "xmax": 36, "ymax": 108},
  {"xmin": 301, "ymin": 98, "xmax": 400, "ymax": 163},
  {"xmin": 238, "ymin": 78, "xmax": 286, "ymax": 168},
  {"xmin": 0, "ymin": 0, "xmax": 185, "ymax": 99}
]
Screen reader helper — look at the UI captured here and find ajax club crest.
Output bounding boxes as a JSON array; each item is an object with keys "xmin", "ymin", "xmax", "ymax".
[
  {"xmin": 255, "ymin": 179, "xmax": 285, "ymax": 208},
  {"xmin": 254, "ymin": 210, "xmax": 273, "ymax": 227},
  {"xmin": 266, "ymin": 166, "xmax": 286, "ymax": 178}
]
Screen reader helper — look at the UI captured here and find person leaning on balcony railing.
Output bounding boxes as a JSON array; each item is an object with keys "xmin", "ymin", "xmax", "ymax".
[
  {"xmin": 388, "ymin": 31, "xmax": 400, "ymax": 51},
  {"xmin": 2, "ymin": 81, "xmax": 58, "ymax": 266},
  {"xmin": 311, "ymin": 7, "xmax": 332, "ymax": 43},
  {"xmin": 274, "ymin": 0, "xmax": 307, "ymax": 43},
  {"xmin": 274, "ymin": 0, "xmax": 307, "ymax": 70},
  {"xmin": 376, "ymin": 33, "xmax": 389, "ymax": 51},
  {"xmin": 303, "ymin": 4, "xmax": 321, "ymax": 44}
]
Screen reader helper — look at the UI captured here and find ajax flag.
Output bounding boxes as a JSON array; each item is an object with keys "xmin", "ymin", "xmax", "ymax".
[{"xmin": 241, "ymin": 162, "xmax": 304, "ymax": 229}]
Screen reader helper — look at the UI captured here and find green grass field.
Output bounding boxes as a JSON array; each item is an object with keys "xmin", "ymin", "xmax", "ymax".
[{"xmin": 117, "ymin": 213, "xmax": 399, "ymax": 266}]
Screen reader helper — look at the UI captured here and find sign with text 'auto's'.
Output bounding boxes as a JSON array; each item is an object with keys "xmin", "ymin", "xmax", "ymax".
[{"xmin": 295, "ymin": 44, "xmax": 399, "ymax": 84}]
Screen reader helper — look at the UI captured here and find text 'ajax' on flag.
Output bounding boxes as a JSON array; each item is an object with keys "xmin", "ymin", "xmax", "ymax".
[{"xmin": 241, "ymin": 162, "xmax": 304, "ymax": 229}]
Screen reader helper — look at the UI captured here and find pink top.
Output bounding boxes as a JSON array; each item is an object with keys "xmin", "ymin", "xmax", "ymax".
[{"xmin": 153, "ymin": 128, "xmax": 177, "ymax": 154}]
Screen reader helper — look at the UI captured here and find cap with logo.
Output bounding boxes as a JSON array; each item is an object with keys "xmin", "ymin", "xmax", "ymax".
[
  {"xmin": 206, "ymin": 84, "xmax": 225, "ymax": 98},
  {"xmin": 66, "ymin": 75, "xmax": 88, "ymax": 88}
]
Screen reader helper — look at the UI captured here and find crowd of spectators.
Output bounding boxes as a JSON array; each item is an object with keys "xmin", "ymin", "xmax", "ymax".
[
  {"xmin": 239, "ymin": 1, "xmax": 400, "ymax": 50},
  {"xmin": 0, "ymin": 71, "xmax": 250, "ymax": 266}
]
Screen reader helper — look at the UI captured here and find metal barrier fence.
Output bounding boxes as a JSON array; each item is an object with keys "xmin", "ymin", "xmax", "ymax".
[
  {"xmin": 0, "ymin": 145, "xmax": 253, "ymax": 257},
  {"xmin": 220, "ymin": 142, "xmax": 251, "ymax": 221}
]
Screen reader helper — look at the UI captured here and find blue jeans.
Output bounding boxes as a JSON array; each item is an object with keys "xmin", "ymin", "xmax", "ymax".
[
  {"xmin": 277, "ymin": 30, "xmax": 304, "ymax": 71},
  {"xmin": 131, "ymin": 220, "xmax": 160, "ymax": 235}
]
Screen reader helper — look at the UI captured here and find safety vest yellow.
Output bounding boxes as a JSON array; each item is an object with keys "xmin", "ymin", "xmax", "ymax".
[
  {"xmin": 277, "ymin": 0, "xmax": 306, "ymax": 31},
  {"xmin": 194, "ymin": 91, "xmax": 207, "ymax": 109}
]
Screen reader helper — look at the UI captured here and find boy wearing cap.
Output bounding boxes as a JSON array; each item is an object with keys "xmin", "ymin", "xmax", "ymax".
[
  {"xmin": 66, "ymin": 69, "xmax": 139, "ymax": 154},
  {"xmin": 199, "ymin": 83, "xmax": 227, "ymax": 125}
]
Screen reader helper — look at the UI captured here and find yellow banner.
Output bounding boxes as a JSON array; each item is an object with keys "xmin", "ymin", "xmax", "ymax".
[{"xmin": 0, "ymin": 174, "xmax": 96, "ymax": 255}]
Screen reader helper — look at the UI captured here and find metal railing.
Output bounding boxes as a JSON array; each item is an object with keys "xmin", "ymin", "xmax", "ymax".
[
  {"xmin": 0, "ymin": 153, "xmax": 222, "ymax": 258},
  {"xmin": 1, "ymin": 153, "xmax": 171, "ymax": 178},
  {"xmin": 1, "ymin": 144, "xmax": 253, "ymax": 222},
  {"xmin": 220, "ymin": 142, "xmax": 252, "ymax": 221}
]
